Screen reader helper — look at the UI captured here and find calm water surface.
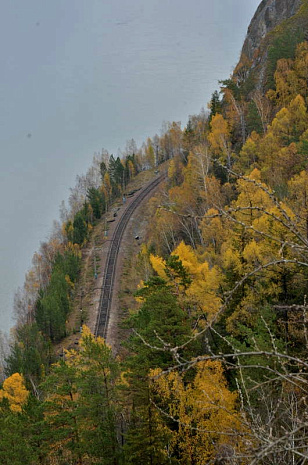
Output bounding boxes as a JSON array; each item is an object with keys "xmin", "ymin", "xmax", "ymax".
[{"xmin": 0, "ymin": 0, "xmax": 260, "ymax": 332}]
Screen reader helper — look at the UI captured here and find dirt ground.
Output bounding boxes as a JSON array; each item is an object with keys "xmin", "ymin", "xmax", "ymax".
[{"xmin": 59, "ymin": 169, "xmax": 165, "ymax": 354}]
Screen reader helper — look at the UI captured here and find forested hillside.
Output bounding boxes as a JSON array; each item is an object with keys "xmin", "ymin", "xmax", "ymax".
[{"xmin": 3, "ymin": 0, "xmax": 308, "ymax": 463}]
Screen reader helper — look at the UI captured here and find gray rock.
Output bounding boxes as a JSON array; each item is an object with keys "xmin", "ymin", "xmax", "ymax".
[{"xmin": 242, "ymin": 0, "xmax": 302, "ymax": 60}]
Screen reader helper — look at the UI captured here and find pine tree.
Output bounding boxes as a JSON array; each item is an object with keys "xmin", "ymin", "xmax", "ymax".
[{"xmin": 209, "ymin": 90, "xmax": 222, "ymax": 121}]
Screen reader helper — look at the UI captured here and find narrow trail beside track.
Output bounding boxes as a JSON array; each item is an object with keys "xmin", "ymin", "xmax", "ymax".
[{"xmin": 94, "ymin": 173, "xmax": 166, "ymax": 344}]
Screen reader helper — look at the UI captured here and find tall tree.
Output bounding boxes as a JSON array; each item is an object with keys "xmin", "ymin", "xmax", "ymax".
[{"xmin": 151, "ymin": 361, "xmax": 250, "ymax": 465}]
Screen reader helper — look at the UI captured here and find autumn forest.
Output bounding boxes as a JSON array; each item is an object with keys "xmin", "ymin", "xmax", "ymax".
[{"xmin": 3, "ymin": 1, "xmax": 308, "ymax": 464}]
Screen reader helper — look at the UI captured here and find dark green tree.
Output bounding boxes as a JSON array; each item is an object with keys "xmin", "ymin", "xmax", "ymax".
[
  {"xmin": 109, "ymin": 155, "xmax": 125, "ymax": 193},
  {"xmin": 41, "ymin": 328, "xmax": 122, "ymax": 464},
  {"xmin": 5, "ymin": 323, "xmax": 52, "ymax": 385},
  {"xmin": 72, "ymin": 211, "xmax": 88, "ymax": 245},
  {"xmin": 87, "ymin": 187, "xmax": 105, "ymax": 220},
  {"xmin": 77, "ymin": 329, "xmax": 122, "ymax": 464},
  {"xmin": 0, "ymin": 399, "xmax": 36, "ymax": 465},
  {"xmin": 41, "ymin": 360, "xmax": 85, "ymax": 464},
  {"xmin": 100, "ymin": 160, "xmax": 108, "ymax": 181},
  {"xmin": 35, "ymin": 251, "xmax": 80, "ymax": 342},
  {"xmin": 247, "ymin": 100, "xmax": 263, "ymax": 135},
  {"xmin": 123, "ymin": 277, "xmax": 198, "ymax": 465},
  {"xmin": 209, "ymin": 90, "xmax": 222, "ymax": 120}
]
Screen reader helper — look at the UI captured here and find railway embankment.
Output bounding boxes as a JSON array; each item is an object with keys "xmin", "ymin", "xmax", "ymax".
[
  {"xmin": 59, "ymin": 169, "xmax": 166, "ymax": 354},
  {"xmin": 95, "ymin": 173, "xmax": 166, "ymax": 346}
]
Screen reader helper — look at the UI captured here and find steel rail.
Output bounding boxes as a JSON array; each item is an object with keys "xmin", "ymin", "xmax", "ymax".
[{"xmin": 95, "ymin": 173, "xmax": 165, "ymax": 338}]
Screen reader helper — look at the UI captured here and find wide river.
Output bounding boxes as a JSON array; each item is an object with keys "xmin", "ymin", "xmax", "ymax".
[{"xmin": 0, "ymin": 0, "xmax": 260, "ymax": 333}]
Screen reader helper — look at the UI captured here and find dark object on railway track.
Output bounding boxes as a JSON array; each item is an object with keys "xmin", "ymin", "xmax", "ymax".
[{"xmin": 126, "ymin": 187, "xmax": 142, "ymax": 197}]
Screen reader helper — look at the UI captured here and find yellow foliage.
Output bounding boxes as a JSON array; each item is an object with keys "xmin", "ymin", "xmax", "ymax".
[
  {"xmin": 252, "ymin": 204, "xmax": 295, "ymax": 240},
  {"xmin": 226, "ymin": 306, "xmax": 255, "ymax": 336},
  {"xmin": 172, "ymin": 241, "xmax": 198, "ymax": 272},
  {"xmin": 169, "ymin": 183, "xmax": 196, "ymax": 213},
  {"xmin": 167, "ymin": 156, "xmax": 184, "ymax": 186},
  {"xmin": 149, "ymin": 204, "xmax": 180, "ymax": 256},
  {"xmin": 150, "ymin": 361, "xmax": 250, "ymax": 464},
  {"xmin": 236, "ymin": 168, "xmax": 269, "ymax": 204},
  {"xmin": 79, "ymin": 324, "xmax": 109, "ymax": 351},
  {"xmin": 208, "ymin": 113, "xmax": 231, "ymax": 160},
  {"xmin": 242, "ymin": 239, "xmax": 265, "ymax": 267},
  {"xmin": 270, "ymin": 95, "xmax": 308, "ymax": 144},
  {"xmin": 288, "ymin": 170, "xmax": 308, "ymax": 233},
  {"xmin": 149, "ymin": 254, "xmax": 168, "ymax": 280},
  {"xmin": 64, "ymin": 274, "xmax": 74, "ymax": 289},
  {"xmin": 259, "ymin": 94, "xmax": 308, "ymax": 184},
  {"xmin": 233, "ymin": 169, "xmax": 274, "ymax": 225},
  {"xmin": 268, "ymin": 42, "xmax": 308, "ymax": 108},
  {"xmin": 201, "ymin": 208, "xmax": 228, "ymax": 256},
  {"xmin": 268, "ymin": 58, "xmax": 296, "ymax": 106},
  {"xmin": 65, "ymin": 221, "xmax": 74, "ymax": 238},
  {"xmin": 182, "ymin": 148, "xmax": 211, "ymax": 198},
  {"xmin": 222, "ymin": 245, "xmax": 242, "ymax": 274},
  {"xmin": 168, "ymin": 159, "xmax": 175, "ymax": 180},
  {"xmin": 0, "ymin": 373, "xmax": 29, "ymax": 413},
  {"xmin": 149, "ymin": 243, "xmax": 222, "ymax": 319},
  {"xmin": 140, "ymin": 243, "xmax": 148, "ymax": 257},
  {"xmin": 237, "ymin": 132, "xmax": 260, "ymax": 172},
  {"xmin": 258, "ymin": 131, "xmax": 281, "ymax": 180},
  {"xmin": 135, "ymin": 280, "xmax": 145, "ymax": 303},
  {"xmin": 66, "ymin": 242, "xmax": 81, "ymax": 258},
  {"xmin": 173, "ymin": 242, "xmax": 221, "ymax": 318}
]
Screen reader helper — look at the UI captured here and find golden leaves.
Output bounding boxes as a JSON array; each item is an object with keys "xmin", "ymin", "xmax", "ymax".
[
  {"xmin": 150, "ymin": 360, "xmax": 250, "ymax": 464},
  {"xmin": 208, "ymin": 114, "xmax": 231, "ymax": 157},
  {"xmin": 149, "ymin": 254, "xmax": 168, "ymax": 280},
  {"xmin": 149, "ymin": 242, "xmax": 222, "ymax": 320},
  {"xmin": 0, "ymin": 373, "xmax": 29, "ymax": 413}
]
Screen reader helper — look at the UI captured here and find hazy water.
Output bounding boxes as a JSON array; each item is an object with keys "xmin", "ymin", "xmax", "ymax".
[{"xmin": 0, "ymin": 0, "xmax": 260, "ymax": 333}]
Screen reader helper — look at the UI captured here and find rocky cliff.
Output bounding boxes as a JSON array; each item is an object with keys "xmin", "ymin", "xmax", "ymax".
[
  {"xmin": 242, "ymin": 0, "xmax": 302, "ymax": 60},
  {"xmin": 234, "ymin": 0, "xmax": 306, "ymax": 90}
]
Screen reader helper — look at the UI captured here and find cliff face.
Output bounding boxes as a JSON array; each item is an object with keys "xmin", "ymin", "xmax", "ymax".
[
  {"xmin": 233, "ymin": 0, "xmax": 305, "ymax": 90},
  {"xmin": 242, "ymin": 0, "xmax": 302, "ymax": 60}
]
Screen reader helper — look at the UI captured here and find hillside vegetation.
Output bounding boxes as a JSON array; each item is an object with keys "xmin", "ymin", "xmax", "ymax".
[{"xmin": 3, "ymin": 1, "xmax": 308, "ymax": 463}]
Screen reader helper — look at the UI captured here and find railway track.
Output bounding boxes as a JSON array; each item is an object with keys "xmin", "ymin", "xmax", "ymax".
[{"xmin": 95, "ymin": 173, "xmax": 165, "ymax": 338}]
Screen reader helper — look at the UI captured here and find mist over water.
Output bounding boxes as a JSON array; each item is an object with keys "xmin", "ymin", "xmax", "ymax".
[{"xmin": 0, "ymin": 0, "xmax": 260, "ymax": 333}]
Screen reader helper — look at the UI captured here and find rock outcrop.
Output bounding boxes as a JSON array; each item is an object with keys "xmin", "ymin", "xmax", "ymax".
[
  {"xmin": 242, "ymin": 0, "xmax": 302, "ymax": 60},
  {"xmin": 233, "ymin": 0, "xmax": 304, "ymax": 90}
]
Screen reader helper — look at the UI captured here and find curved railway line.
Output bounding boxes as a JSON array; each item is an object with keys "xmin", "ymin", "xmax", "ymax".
[{"xmin": 95, "ymin": 173, "xmax": 166, "ymax": 338}]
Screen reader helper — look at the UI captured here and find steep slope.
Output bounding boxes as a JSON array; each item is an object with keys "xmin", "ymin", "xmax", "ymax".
[
  {"xmin": 4, "ymin": 2, "xmax": 308, "ymax": 463},
  {"xmin": 234, "ymin": 0, "xmax": 307, "ymax": 91},
  {"xmin": 242, "ymin": 0, "xmax": 302, "ymax": 60}
]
